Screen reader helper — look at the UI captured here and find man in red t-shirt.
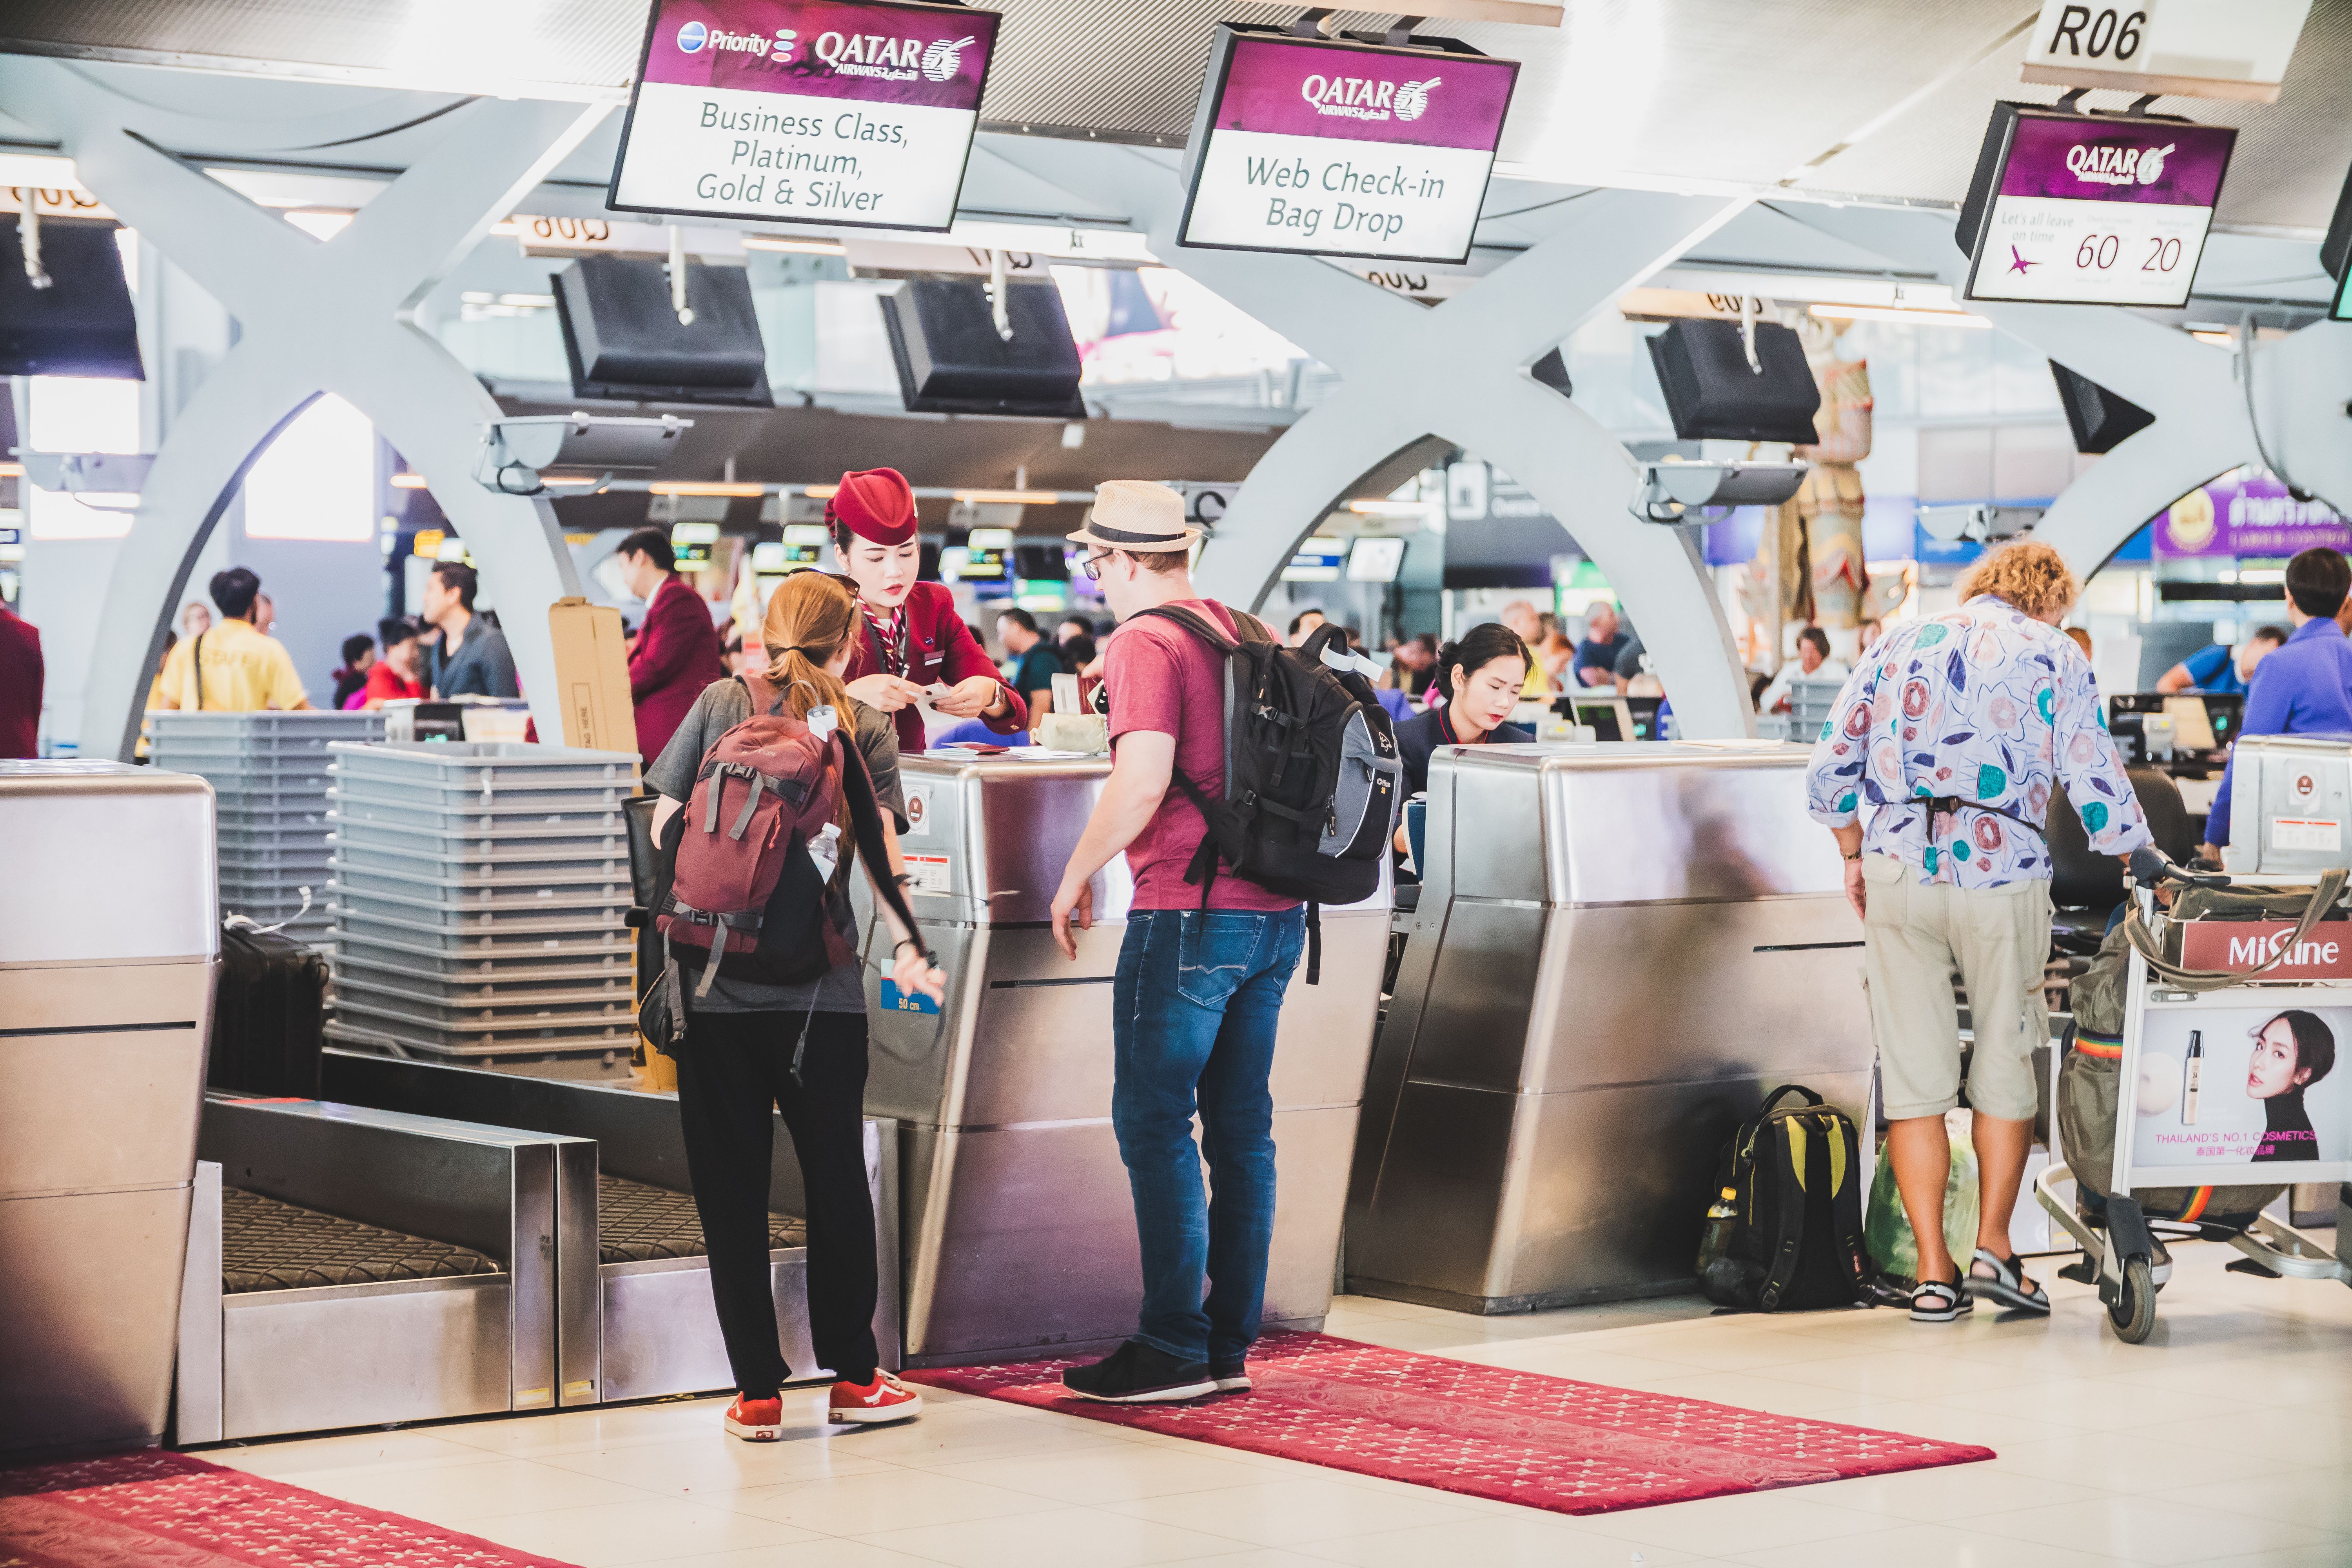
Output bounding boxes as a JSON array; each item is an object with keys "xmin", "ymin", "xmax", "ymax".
[{"xmin": 1049, "ymin": 481, "xmax": 1304, "ymax": 1406}]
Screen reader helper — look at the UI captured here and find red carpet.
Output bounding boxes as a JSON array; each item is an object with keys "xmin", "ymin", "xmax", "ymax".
[
  {"xmin": 0, "ymin": 1449, "xmax": 579, "ymax": 1567},
  {"xmin": 909, "ymin": 1330, "xmax": 1992, "ymax": 1516}
]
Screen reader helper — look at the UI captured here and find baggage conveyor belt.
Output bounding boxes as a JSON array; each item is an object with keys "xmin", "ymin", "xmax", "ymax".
[
  {"xmin": 222, "ymin": 1188, "xmax": 502, "ymax": 1293},
  {"xmin": 595, "ymin": 1174, "xmax": 804, "ymax": 1262}
]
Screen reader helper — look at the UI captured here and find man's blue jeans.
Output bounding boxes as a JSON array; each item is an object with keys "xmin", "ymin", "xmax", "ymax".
[{"xmin": 1110, "ymin": 905, "xmax": 1305, "ymax": 1367}]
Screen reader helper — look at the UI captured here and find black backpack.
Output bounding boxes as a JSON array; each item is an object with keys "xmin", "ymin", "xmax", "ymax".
[
  {"xmin": 1131, "ymin": 606, "xmax": 1403, "ymax": 982},
  {"xmin": 1695, "ymin": 1085, "xmax": 1871, "ymax": 1312}
]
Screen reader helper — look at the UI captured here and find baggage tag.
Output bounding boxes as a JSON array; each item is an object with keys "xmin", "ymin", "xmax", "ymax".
[
  {"xmin": 806, "ymin": 704, "xmax": 839, "ymax": 742},
  {"xmin": 880, "ymin": 978, "xmax": 941, "ymax": 1014},
  {"xmin": 1052, "ymin": 672, "xmax": 1081, "ymax": 713}
]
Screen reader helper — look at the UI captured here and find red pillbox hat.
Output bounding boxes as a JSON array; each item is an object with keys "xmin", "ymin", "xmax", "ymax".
[{"xmin": 828, "ymin": 467, "xmax": 918, "ymax": 545}]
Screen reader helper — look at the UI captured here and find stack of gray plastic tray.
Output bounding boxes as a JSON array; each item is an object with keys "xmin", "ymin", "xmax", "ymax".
[
  {"xmin": 151, "ymin": 711, "xmax": 388, "ymax": 946},
  {"xmin": 325, "ymin": 740, "xmax": 642, "ymax": 1081}
]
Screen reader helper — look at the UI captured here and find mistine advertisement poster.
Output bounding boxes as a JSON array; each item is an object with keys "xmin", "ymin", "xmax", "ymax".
[
  {"xmin": 1179, "ymin": 28, "xmax": 1518, "ymax": 265},
  {"xmin": 2128, "ymin": 999, "xmax": 2352, "ymax": 1181},
  {"xmin": 610, "ymin": 0, "xmax": 998, "ymax": 231}
]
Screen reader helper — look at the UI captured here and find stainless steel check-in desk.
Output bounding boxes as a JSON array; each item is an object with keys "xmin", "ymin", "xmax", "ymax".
[
  {"xmin": 860, "ymin": 753, "xmax": 1388, "ymax": 1366},
  {"xmin": 0, "ymin": 761, "xmax": 218, "ymax": 1461},
  {"xmin": 1347, "ymin": 741, "xmax": 1874, "ymax": 1313}
]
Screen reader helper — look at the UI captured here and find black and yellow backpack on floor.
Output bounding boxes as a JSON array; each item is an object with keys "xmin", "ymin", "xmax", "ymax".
[{"xmin": 1697, "ymin": 1085, "xmax": 1872, "ymax": 1312}]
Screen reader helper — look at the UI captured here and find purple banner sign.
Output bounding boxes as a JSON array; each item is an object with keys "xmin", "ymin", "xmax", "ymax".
[
  {"xmin": 1212, "ymin": 36, "xmax": 1515, "ymax": 152},
  {"xmin": 2155, "ymin": 472, "xmax": 2350, "ymax": 559},
  {"xmin": 640, "ymin": 0, "xmax": 995, "ymax": 110},
  {"xmin": 1998, "ymin": 113, "xmax": 2234, "ymax": 209}
]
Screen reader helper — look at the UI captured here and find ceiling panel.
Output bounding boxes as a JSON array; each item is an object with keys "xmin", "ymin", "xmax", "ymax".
[{"xmin": 4, "ymin": 0, "xmax": 2347, "ymax": 230}]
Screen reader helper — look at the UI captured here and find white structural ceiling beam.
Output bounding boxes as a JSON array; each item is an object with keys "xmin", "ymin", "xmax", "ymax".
[
  {"xmin": 998, "ymin": 140, "xmax": 1757, "ymax": 738},
  {"xmin": 1782, "ymin": 205, "xmax": 2352, "ymax": 579},
  {"xmin": 0, "ymin": 58, "xmax": 607, "ymax": 759}
]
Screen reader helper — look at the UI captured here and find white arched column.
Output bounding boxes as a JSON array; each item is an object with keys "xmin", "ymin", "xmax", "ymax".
[
  {"xmin": 999, "ymin": 140, "xmax": 1759, "ymax": 739},
  {"xmin": 1782, "ymin": 205, "xmax": 2352, "ymax": 579},
  {"xmin": 1, "ymin": 59, "xmax": 606, "ymax": 759}
]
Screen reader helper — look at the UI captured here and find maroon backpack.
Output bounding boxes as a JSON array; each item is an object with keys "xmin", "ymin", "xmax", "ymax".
[{"xmin": 656, "ymin": 674, "xmax": 919, "ymax": 999}]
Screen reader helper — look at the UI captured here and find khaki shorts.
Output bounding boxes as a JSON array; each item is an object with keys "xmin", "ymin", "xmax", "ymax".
[{"xmin": 1860, "ymin": 854, "xmax": 2050, "ymax": 1123}]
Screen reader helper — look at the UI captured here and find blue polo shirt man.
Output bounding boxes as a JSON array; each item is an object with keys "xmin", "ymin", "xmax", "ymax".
[{"xmin": 2205, "ymin": 548, "xmax": 2352, "ymax": 853}]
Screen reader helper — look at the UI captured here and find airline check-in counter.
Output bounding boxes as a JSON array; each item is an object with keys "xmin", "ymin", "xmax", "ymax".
[
  {"xmin": 859, "ymin": 753, "xmax": 1389, "ymax": 1367},
  {"xmin": 1347, "ymin": 742, "xmax": 1875, "ymax": 1313},
  {"xmin": 318, "ymin": 1051, "xmax": 899, "ymax": 1402},
  {"xmin": 1, "ymin": 762, "xmax": 218, "ymax": 1461}
]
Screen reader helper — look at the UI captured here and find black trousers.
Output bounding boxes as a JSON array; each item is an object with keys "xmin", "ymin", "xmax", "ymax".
[{"xmin": 674, "ymin": 1007, "xmax": 878, "ymax": 1396}]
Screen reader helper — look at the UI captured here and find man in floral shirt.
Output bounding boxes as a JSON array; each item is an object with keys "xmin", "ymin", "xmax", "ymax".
[{"xmin": 1806, "ymin": 540, "xmax": 2148, "ymax": 1323}]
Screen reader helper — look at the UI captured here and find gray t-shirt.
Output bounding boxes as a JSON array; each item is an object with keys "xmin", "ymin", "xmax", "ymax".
[
  {"xmin": 646, "ymin": 679, "xmax": 904, "ymax": 1014},
  {"xmin": 434, "ymin": 619, "xmax": 520, "ymax": 699}
]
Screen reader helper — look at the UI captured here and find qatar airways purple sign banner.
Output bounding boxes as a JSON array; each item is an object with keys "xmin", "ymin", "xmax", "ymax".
[
  {"xmin": 609, "ymin": 0, "xmax": 998, "ymax": 232},
  {"xmin": 1179, "ymin": 28, "xmax": 1519, "ymax": 265},
  {"xmin": 1965, "ymin": 110, "xmax": 2236, "ymax": 308}
]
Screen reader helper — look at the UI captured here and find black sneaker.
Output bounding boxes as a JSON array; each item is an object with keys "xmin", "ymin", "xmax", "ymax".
[
  {"xmin": 1062, "ymin": 1341, "xmax": 1215, "ymax": 1404},
  {"xmin": 1209, "ymin": 1360, "xmax": 1251, "ymax": 1393}
]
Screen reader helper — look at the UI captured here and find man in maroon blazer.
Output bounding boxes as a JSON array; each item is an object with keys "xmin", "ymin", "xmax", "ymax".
[
  {"xmin": 828, "ymin": 468, "xmax": 1025, "ymax": 758},
  {"xmin": 616, "ymin": 527, "xmax": 725, "ymax": 765}
]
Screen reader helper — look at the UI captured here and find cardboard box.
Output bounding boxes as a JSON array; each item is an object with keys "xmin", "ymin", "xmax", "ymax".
[{"xmin": 546, "ymin": 597, "xmax": 638, "ymax": 756}]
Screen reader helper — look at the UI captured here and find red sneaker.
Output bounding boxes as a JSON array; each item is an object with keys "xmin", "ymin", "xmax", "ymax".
[
  {"xmin": 828, "ymin": 1369, "xmax": 922, "ymax": 1424},
  {"xmin": 723, "ymin": 1394, "xmax": 784, "ymax": 1441}
]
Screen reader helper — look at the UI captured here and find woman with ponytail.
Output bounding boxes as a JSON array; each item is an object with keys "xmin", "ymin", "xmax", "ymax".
[
  {"xmin": 646, "ymin": 570, "xmax": 942, "ymax": 1439},
  {"xmin": 1393, "ymin": 621, "xmax": 1538, "ymax": 802}
]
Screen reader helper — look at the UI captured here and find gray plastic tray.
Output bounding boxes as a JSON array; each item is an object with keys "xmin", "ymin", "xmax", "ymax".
[
  {"xmin": 331, "ymin": 886, "xmax": 629, "ymax": 933},
  {"xmin": 152, "ymin": 712, "xmax": 386, "ymax": 740},
  {"xmin": 329, "ymin": 861, "xmax": 626, "ymax": 903},
  {"xmin": 328, "ymin": 940, "xmax": 635, "ymax": 985},
  {"xmin": 330, "ymin": 972, "xmax": 635, "ymax": 1025},
  {"xmin": 327, "ymin": 787, "xmax": 629, "ymax": 834},
  {"xmin": 332, "ymin": 907, "xmax": 632, "ymax": 956},
  {"xmin": 323, "ymin": 1019, "xmax": 635, "ymax": 1073},
  {"xmin": 328, "ymin": 992, "xmax": 639, "ymax": 1046},
  {"xmin": 328, "ymin": 740, "xmax": 637, "ymax": 792},
  {"xmin": 331, "ymin": 839, "xmax": 627, "ymax": 880},
  {"xmin": 329, "ymin": 815, "xmax": 627, "ymax": 859}
]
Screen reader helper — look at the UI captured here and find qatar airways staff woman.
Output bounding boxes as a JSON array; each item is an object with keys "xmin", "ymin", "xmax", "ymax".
[{"xmin": 824, "ymin": 467, "xmax": 1027, "ymax": 756}]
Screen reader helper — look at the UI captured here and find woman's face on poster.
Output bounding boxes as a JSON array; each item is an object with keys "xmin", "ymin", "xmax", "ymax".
[{"xmin": 2247, "ymin": 1019, "xmax": 2313, "ymax": 1100}]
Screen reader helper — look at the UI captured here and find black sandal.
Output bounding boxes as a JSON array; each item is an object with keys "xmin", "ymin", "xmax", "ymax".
[
  {"xmin": 1909, "ymin": 1275, "xmax": 1974, "ymax": 1323},
  {"xmin": 1968, "ymin": 1248, "xmax": 2051, "ymax": 1314}
]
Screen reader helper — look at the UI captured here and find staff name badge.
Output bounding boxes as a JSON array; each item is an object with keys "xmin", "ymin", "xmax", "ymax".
[
  {"xmin": 610, "ymin": 0, "xmax": 998, "ymax": 232},
  {"xmin": 1178, "ymin": 27, "xmax": 1518, "ymax": 266}
]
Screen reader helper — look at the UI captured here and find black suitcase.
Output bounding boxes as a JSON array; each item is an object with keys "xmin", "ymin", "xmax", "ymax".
[{"xmin": 210, "ymin": 925, "xmax": 327, "ymax": 1096}]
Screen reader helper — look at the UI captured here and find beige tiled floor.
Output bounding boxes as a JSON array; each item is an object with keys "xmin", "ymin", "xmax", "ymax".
[{"xmin": 204, "ymin": 1241, "xmax": 2352, "ymax": 1566}]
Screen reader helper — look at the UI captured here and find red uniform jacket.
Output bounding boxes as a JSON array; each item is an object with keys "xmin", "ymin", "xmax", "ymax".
[
  {"xmin": 0, "ymin": 606, "xmax": 41, "ymax": 759},
  {"xmin": 628, "ymin": 574, "xmax": 726, "ymax": 764},
  {"xmin": 842, "ymin": 581, "xmax": 1026, "ymax": 758}
]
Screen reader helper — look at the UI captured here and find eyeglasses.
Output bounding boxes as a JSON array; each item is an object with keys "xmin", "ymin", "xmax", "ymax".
[{"xmin": 1078, "ymin": 551, "xmax": 1115, "ymax": 581}]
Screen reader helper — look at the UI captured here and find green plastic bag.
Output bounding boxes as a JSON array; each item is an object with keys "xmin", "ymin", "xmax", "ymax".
[{"xmin": 1864, "ymin": 1128, "xmax": 1979, "ymax": 1285}]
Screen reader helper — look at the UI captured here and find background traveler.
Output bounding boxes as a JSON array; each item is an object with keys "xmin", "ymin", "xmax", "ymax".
[
  {"xmin": 2157, "ymin": 625, "xmax": 2286, "ymax": 695},
  {"xmin": 1287, "ymin": 608, "xmax": 1327, "ymax": 647},
  {"xmin": 330, "ymin": 634, "xmax": 375, "ymax": 710},
  {"xmin": 356, "ymin": 618, "xmax": 427, "ymax": 709},
  {"xmin": 1806, "ymin": 539, "xmax": 2148, "ymax": 1323},
  {"xmin": 421, "ymin": 561, "xmax": 519, "ymax": 700},
  {"xmin": 1757, "ymin": 626, "xmax": 1848, "ymax": 714},
  {"xmin": 2202, "ymin": 550, "xmax": 2352, "ymax": 862},
  {"xmin": 1047, "ymin": 480, "xmax": 1304, "ymax": 1405},
  {"xmin": 995, "ymin": 607, "xmax": 1065, "ymax": 723},
  {"xmin": 645, "ymin": 570, "xmax": 943, "ymax": 1441},
  {"xmin": 154, "ymin": 567, "xmax": 310, "ymax": 712},
  {"xmin": 1571, "ymin": 603, "xmax": 1631, "ymax": 687},
  {"xmin": 179, "ymin": 601, "xmax": 211, "ymax": 639},
  {"xmin": 614, "ymin": 526, "xmax": 726, "ymax": 765},
  {"xmin": 1498, "ymin": 601, "xmax": 1551, "ymax": 695}
]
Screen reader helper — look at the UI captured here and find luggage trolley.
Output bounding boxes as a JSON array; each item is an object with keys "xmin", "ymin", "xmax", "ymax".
[{"xmin": 2036, "ymin": 847, "xmax": 2352, "ymax": 1342}]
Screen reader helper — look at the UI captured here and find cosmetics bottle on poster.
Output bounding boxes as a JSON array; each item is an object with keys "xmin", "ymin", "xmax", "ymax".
[{"xmin": 2182, "ymin": 1030, "xmax": 2202, "ymax": 1125}]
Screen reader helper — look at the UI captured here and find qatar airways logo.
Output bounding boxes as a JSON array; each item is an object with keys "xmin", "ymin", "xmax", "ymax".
[
  {"xmin": 1300, "ymin": 71, "xmax": 1439, "ymax": 123},
  {"xmin": 2067, "ymin": 141, "xmax": 2174, "ymax": 186},
  {"xmin": 817, "ymin": 29, "xmax": 976, "ymax": 82}
]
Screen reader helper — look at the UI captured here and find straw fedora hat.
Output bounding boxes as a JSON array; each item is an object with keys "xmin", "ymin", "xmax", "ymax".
[{"xmin": 1066, "ymin": 479, "xmax": 1201, "ymax": 553}]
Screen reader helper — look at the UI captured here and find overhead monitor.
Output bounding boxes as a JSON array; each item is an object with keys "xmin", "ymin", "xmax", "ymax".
[
  {"xmin": 958, "ymin": 527, "xmax": 1010, "ymax": 580},
  {"xmin": 670, "ymin": 518, "xmax": 720, "ymax": 569},
  {"xmin": 1960, "ymin": 103, "xmax": 2235, "ymax": 308},
  {"xmin": 1346, "ymin": 535, "xmax": 1406, "ymax": 583},
  {"xmin": 1177, "ymin": 25, "xmax": 1518, "ymax": 265},
  {"xmin": 1282, "ymin": 536, "xmax": 1346, "ymax": 583},
  {"xmin": 608, "ymin": 0, "xmax": 999, "ymax": 233}
]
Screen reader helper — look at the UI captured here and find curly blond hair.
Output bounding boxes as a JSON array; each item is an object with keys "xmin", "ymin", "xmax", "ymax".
[{"xmin": 1958, "ymin": 539, "xmax": 2078, "ymax": 621}]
